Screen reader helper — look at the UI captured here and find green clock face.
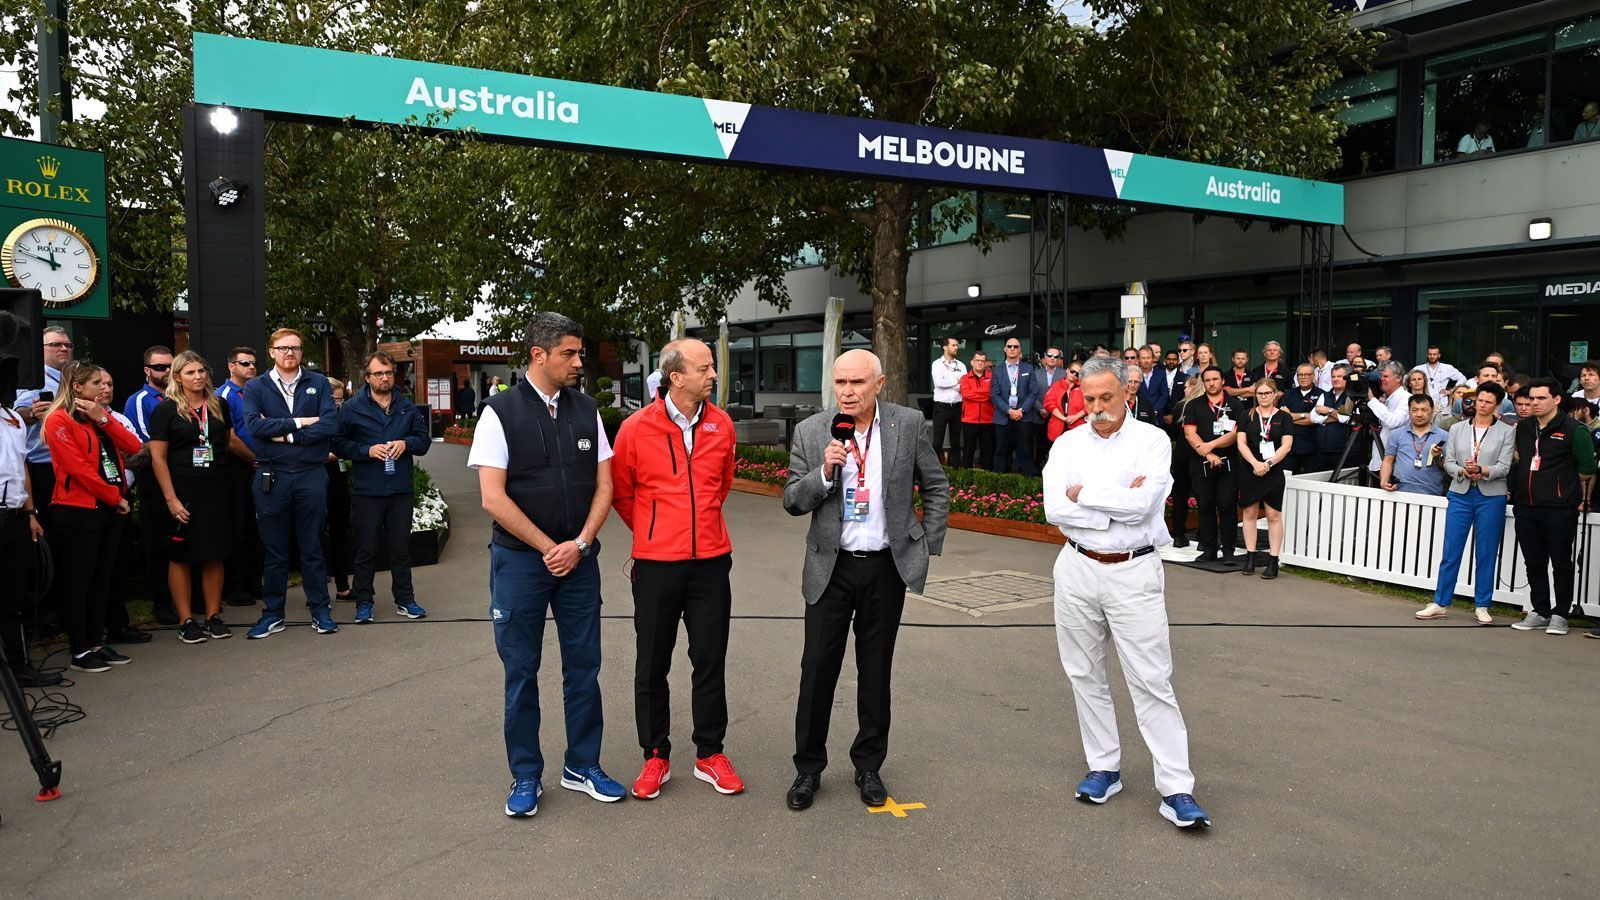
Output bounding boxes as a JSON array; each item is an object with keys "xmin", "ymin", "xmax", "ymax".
[{"xmin": 2, "ymin": 217, "xmax": 101, "ymax": 308}]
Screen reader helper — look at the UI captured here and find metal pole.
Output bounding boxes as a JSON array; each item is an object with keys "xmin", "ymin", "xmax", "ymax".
[{"xmin": 36, "ymin": 0, "xmax": 71, "ymax": 144}]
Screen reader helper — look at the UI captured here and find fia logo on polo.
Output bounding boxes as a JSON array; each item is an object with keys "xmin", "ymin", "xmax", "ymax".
[{"xmin": 577, "ymin": 438, "xmax": 593, "ymax": 451}]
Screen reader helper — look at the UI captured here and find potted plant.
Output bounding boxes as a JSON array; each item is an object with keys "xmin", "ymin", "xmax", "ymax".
[{"xmin": 378, "ymin": 467, "xmax": 451, "ymax": 567}]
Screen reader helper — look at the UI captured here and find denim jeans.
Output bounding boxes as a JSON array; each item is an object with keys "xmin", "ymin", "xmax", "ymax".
[
  {"xmin": 1432, "ymin": 487, "xmax": 1507, "ymax": 608},
  {"xmin": 490, "ymin": 542, "xmax": 604, "ymax": 780}
]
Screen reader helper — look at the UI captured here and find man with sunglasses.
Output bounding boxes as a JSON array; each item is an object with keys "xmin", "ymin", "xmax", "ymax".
[
  {"xmin": 990, "ymin": 337, "xmax": 1041, "ymax": 475},
  {"xmin": 125, "ymin": 345, "xmax": 179, "ymax": 626},
  {"xmin": 217, "ymin": 347, "xmax": 263, "ymax": 606}
]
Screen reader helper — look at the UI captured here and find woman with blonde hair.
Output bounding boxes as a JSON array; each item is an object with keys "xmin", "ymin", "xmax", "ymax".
[
  {"xmin": 1235, "ymin": 380, "xmax": 1294, "ymax": 578},
  {"xmin": 43, "ymin": 361, "xmax": 142, "ymax": 672},
  {"xmin": 148, "ymin": 351, "xmax": 246, "ymax": 643},
  {"xmin": 1194, "ymin": 343, "xmax": 1218, "ymax": 373}
]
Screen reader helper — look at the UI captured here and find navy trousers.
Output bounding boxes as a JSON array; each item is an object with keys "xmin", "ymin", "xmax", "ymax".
[
  {"xmin": 491, "ymin": 542, "xmax": 604, "ymax": 781},
  {"xmin": 254, "ymin": 466, "xmax": 332, "ymax": 617}
]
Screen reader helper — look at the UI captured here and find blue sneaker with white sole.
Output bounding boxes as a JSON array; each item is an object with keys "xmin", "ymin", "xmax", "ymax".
[
  {"xmin": 311, "ymin": 609, "xmax": 339, "ymax": 634},
  {"xmin": 396, "ymin": 600, "xmax": 427, "ymax": 619},
  {"xmin": 246, "ymin": 615, "xmax": 286, "ymax": 640},
  {"xmin": 505, "ymin": 778, "xmax": 542, "ymax": 817},
  {"xmin": 1160, "ymin": 793, "xmax": 1212, "ymax": 828},
  {"xmin": 560, "ymin": 765, "xmax": 626, "ymax": 802},
  {"xmin": 1074, "ymin": 770, "xmax": 1122, "ymax": 804},
  {"xmin": 354, "ymin": 601, "xmax": 374, "ymax": 624}
]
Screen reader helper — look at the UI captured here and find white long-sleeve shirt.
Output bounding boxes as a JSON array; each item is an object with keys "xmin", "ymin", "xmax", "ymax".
[
  {"xmin": 930, "ymin": 357, "xmax": 967, "ymax": 404},
  {"xmin": 1043, "ymin": 414, "xmax": 1173, "ymax": 553},
  {"xmin": 1366, "ymin": 390, "xmax": 1410, "ymax": 471},
  {"xmin": 1411, "ymin": 362, "xmax": 1466, "ymax": 405}
]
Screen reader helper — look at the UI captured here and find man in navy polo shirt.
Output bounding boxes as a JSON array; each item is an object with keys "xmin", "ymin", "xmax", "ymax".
[
  {"xmin": 125, "ymin": 344, "xmax": 178, "ymax": 625},
  {"xmin": 217, "ymin": 346, "xmax": 263, "ymax": 606}
]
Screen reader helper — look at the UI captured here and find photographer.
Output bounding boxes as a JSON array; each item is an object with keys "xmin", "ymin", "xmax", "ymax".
[
  {"xmin": 1364, "ymin": 362, "xmax": 1411, "ymax": 487},
  {"xmin": 1182, "ymin": 367, "xmax": 1240, "ymax": 563},
  {"xmin": 1, "ymin": 395, "xmax": 58, "ymax": 686},
  {"xmin": 1309, "ymin": 364, "xmax": 1355, "ymax": 473}
]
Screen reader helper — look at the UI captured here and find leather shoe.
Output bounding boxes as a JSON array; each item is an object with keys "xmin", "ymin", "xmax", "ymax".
[
  {"xmin": 105, "ymin": 626, "xmax": 153, "ymax": 644},
  {"xmin": 786, "ymin": 772, "xmax": 819, "ymax": 810},
  {"xmin": 1171, "ymin": 534, "xmax": 1190, "ymax": 548},
  {"xmin": 855, "ymin": 770, "xmax": 888, "ymax": 806}
]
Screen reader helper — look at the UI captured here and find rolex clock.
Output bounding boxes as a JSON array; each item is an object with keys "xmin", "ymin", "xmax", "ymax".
[{"xmin": 2, "ymin": 217, "xmax": 101, "ymax": 309}]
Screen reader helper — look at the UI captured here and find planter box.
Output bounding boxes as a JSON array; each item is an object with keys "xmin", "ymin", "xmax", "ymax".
[
  {"xmin": 443, "ymin": 435, "xmax": 472, "ymax": 446},
  {"xmin": 731, "ymin": 477, "xmax": 784, "ymax": 497},
  {"xmin": 376, "ymin": 527, "xmax": 450, "ymax": 568},
  {"xmin": 945, "ymin": 511, "xmax": 1065, "ymax": 545}
]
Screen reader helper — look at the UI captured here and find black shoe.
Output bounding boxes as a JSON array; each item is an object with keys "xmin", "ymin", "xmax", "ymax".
[
  {"xmin": 855, "ymin": 770, "xmax": 889, "ymax": 806},
  {"xmin": 153, "ymin": 605, "xmax": 180, "ymax": 626},
  {"xmin": 1197, "ymin": 549, "xmax": 1218, "ymax": 563},
  {"xmin": 1241, "ymin": 554, "xmax": 1256, "ymax": 576},
  {"xmin": 223, "ymin": 595, "xmax": 256, "ymax": 607},
  {"xmin": 1219, "ymin": 548, "xmax": 1237, "ymax": 562},
  {"xmin": 105, "ymin": 626, "xmax": 153, "ymax": 644},
  {"xmin": 97, "ymin": 646, "xmax": 132, "ymax": 665},
  {"xmin": 206, "ymin": 615, "xmax": 232, "ymax": 640},
  {"xmin": 786, "ymin": 773, "xmax": 819, "ymax": 810},
  {"xmin": 70, "ymin": 651, "xmax": 110, "ymax": 674},
  {"xmin": 1171, "ymin": 534, "xmax": 1190, "ymax": 549},
  {"xmin": 1262, "ymin": 558, "xmax": 1279, "ymax": 580},
  {"xmin": 12, "ymin": 666, "xmax": 63, "ymax": 688},
  {"xmin": 178, "ymin": 619, "xmax": 207, "ymax": 644}
]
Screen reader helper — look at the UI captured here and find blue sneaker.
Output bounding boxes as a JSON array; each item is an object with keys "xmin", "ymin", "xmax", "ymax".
[
  {"xmin": 311, "ymin": 609, "xmax": 339, "ymax": 634},
  {"xmin": 1074, "ymin": 770, "xmax": 1123, "ymax": 804},
  {"xmin": 246, "ymin": 615, "xmax": 286, "ymax": 640},
  {"xmin": 396, "ymin": 600, "xmax": 427, "ymax": 619},
  {"xmin": 560, "ymin": 765, "xmax": 626, "ymax": 802},
  {"xmin": 1160, "ymin": 793, "xmax": 1212, "ymax": 828},
  {"xmin": 354, "ymin": 601, "xmax": 374, "ymax": 624},
  {"xmin": 505, "ymin": 778, "xmax": 542, "ymax": 817}
]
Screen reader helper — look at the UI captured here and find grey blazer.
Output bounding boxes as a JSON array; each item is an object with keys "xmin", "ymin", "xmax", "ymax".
[
  {"xmin": 782, "ymin": 402, "xmax": 951, "ymax": 604},
  {"xmin": 1443, "ymin": 418, "xmax": 1516, "ymax": 496}
]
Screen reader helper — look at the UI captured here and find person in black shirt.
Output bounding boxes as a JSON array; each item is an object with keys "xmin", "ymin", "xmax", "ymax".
[
  {"xmin": 1235, "ymin": 382, "xmax": 1294, "ymax": 578},
  {"xmin": 148, "ymin": 351, "xmax": 244, "ymax": 643},
  {"xmin": 1181, "ymin": 367, "xmax": 1240, "ymax": 563},
  {"xmin": 1248, "ymin": 341, "xmax": 1291, "ymax": 395},
  {"xmin": 1124, "ymin": 367, "xmax": 1158, "ymax": 426},
  {"xmin": 1507, "ymin": 378, "xmax": 1597, "ymax": 635},
  {"xmin": 1310, "ymin": 365, "xmax": 1356, "ymax": 474},
  {"xmin": 1281, "ymin": 364, "xmax": 1325, "ymax": 474}
]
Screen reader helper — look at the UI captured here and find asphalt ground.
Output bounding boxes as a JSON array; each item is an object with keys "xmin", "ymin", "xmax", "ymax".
[{"xmin": 2, "ymin": 441, "xmax": 1598, "ymax": 898}]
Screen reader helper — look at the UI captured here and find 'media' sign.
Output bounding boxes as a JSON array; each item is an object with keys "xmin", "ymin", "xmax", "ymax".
[{"xmin": 193, "ymin": 33, "xmax": 1343, "ymax": 225}]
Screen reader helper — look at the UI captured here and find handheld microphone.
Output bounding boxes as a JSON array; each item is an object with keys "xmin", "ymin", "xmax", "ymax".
[{"xmin": 830, "ymin": 412, "xmax": 855, "ymax": 496}]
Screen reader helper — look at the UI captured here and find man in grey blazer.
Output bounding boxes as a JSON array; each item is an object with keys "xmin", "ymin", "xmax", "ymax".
[{"xmin": 781, "ymin": 349, "xmax": 950, "ymax": 811}]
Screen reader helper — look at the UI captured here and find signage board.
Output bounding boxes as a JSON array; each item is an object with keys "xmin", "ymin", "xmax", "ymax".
[{"xmin": 0, "ymin": 136, "xmax": 110, "ymax": 319}]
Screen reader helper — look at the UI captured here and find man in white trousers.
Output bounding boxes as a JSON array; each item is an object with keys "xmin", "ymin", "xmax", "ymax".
[{"xmin": 1042, "ymin": 355, "xmax": 1212, "ymax": 829}]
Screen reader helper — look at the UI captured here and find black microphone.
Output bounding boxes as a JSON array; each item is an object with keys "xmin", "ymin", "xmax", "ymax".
[{"xmin": 830, "ymin": 412, "xmax": 855, "ymax": 496}]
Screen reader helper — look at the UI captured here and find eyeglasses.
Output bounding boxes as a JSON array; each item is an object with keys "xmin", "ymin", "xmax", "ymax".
[
  {"xmin": 1045, "ymin": 353, "xmax": 1062, "ymax": 359},
  {"xmin": 146, "ymin": 363, "xmax": 171, "ymax": 372},
  {"xmin": 1005, "ymin": 344, "xmax": 1020, "ymax": 350},
  {"xmin": 1068, "ymin": 369, "xmax": 1081, "ymax": 376},
  {"xmin": 44, "ymin": 340, "xmax": 73, "ymax": 349},
  {"xmin": 272, "ymin": 345, "xmax": 304, "ymax": 354},
  {"xmin": 232, "ymin": 359, "xmax": 257, "ymax": 367},
  {"xmin": 365, "ymin": 370, "xmax": 395, "ymax": 378}
]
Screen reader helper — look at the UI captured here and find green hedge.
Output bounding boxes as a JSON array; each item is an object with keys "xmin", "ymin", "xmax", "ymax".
[
  {"xmin": 946, "ymin": 466, "xmax": 1042, "ymax": 498},
  {"xmin": 736, "ymin": 444, "xmax": 789, "ymax": 466}
]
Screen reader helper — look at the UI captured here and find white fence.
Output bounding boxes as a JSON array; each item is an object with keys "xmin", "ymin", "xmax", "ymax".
[{"xmin": 1281, "ymin": 471, "xmax": 1600, "ymax": 617}]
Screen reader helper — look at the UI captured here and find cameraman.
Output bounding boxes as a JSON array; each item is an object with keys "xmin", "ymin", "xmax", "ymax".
[
  {"xmin": 1309, "ymin": 364, "xmax": 1356, "ymax": 474},
  {"xmin": 1364, "ymin": 362, "xmax": 1410, "ymax": 487},
  {"xmin": 1, "ymin": 395, "xmax": 59, "ymax": 686}
]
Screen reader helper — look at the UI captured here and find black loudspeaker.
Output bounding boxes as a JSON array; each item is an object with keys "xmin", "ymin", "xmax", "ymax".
[{"xmin": 0, "ymin": 287, "xmax": 44, "ymax": 402}]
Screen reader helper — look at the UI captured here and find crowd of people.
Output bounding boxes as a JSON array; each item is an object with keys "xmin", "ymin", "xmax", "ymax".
[{"xmin": 2, "ymin": 326, "xmax": 432, "ymax": 686}]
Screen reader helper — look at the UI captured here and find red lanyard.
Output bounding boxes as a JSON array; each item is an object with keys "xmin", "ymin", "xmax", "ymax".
[
  {"xmin": 194, "ymin": 401, "xmax": 209, "ymax": 437},
  {"xmin": 1233, "ymin": 371, "xmax": 1247, "ymax": 387},
  {"xmin": 1257, "ymin": 411, "xmax": 1274, "ymax": 440},
  {"xmin": 848, "ymin": 425, "xmax": 873, "ymax": 488},
  {"xmin": 1411, "ymin": 430, "xmax": 1432, "ymax": 458},
  {"xmin": 1210, "ymin": 399, "xmax": 1227, "ymax": 418}
]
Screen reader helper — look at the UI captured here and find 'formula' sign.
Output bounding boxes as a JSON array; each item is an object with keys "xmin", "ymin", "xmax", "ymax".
[{"xmin": 458, "ymin": 343, "xmax": 515, "ymax": 357}]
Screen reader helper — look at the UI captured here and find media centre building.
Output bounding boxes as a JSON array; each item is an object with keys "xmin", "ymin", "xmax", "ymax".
[{"xmin": 686, "ymin": 0, "xmax": 1600, "ymax": 407}]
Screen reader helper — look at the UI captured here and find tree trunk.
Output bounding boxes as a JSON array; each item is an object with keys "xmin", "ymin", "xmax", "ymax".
[{"xmin": 868, "ymin": 183, "xmax": 918, "ymax": 406}]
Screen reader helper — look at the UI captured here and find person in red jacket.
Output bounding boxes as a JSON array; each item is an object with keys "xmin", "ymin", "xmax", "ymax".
[
  {"xmin": 43, "ymin": 362, "xmax": 142, "ymax": 673},
  {"xmin": 959, "ymin": 352, "xmax": 995, "ymax": 469},
  {"xmin": 611, "ymin": 339, "xmax": 743, "ymax": 800}
]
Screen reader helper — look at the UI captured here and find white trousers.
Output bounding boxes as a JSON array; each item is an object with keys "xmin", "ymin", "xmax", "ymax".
[{"xmin": 1053, "ymin": 547, "xmax": 1195, "ymax": 795}]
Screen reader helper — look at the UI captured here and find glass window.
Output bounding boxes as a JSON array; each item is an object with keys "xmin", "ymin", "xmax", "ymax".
[
  {"xmin": 790, "ymin": 244, "xmax": 824, "ymax": 268},
  {"xmin": 922, "ymin": 193, "xmax": 978, "ymax": 247},
  {"xmin": 1200, "ymin": 298, "xmax": 1290, "ymax": 368},
  {"xmin": 1553, "ymin": 17, "xmax": 1600, "ymax": 143},
  {"xmin": 1417, "ymin": 283, "xmax": 1540, "ymax": 376},
  {"xmin": 1422, "ymin": 58, "xmax": 1546, "ymax": 162},
  {"xmin": 1423, "ymin": 32, "xmax": 1546, "ymax": 81},
  {"xmin": 1322, "ymin": 69, "xmax": 1399, "ymax": 176},
  {"xmin": 980, "ymin": 193, "xmax": 1033, "ymax": 237}
]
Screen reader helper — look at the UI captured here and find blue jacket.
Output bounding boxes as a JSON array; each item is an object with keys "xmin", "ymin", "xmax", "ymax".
[
  {"xmin": 242, "ymin": 369, "xmax": 338, "ymax": 472},
  {"xmin": 123, "ymin": 383, "xmax": 164, "ymax": 441},
  {"xmin": 1141, "ymin": 368, "xmax": 1171, "ymax": 417},
  {"xmin": 216, "ymin": 380, "xmax": 257, "ymax": 453},
  {"xmin": 332, "ymin": 387, "xmax": 431, "ymax": 496},
  {"xmin": 990, "ymin": 359, "xmax": 1043, "ymax": 425}
]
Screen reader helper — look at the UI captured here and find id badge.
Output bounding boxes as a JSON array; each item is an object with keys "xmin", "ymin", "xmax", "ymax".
[
  {"xmin": 1413, "ymin": 455, "xmax": 1425, "ymax": 469},
  {"xmin": 1259, "ymin": 440, "xmax": 1274, "ymax": 461},
  {"xmin": 1213, "ymin": 418, "xmax": 1235, "ymax": 437},
  {"xmin": 192, "ymin": 443, "xmax": 214, "ymax": 468},
  {"xmin": 843, "ymin": 487, "xmax": 872, "ymax": 522},
  {"xmin": 100, "ymin": 453, "xmax": 121, "ymax": 482},
  {"xmin": 1531, "ymin": 455, "xmax": 1541, "ymax": 472}
]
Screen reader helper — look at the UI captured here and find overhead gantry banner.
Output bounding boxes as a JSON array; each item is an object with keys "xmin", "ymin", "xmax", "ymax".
[{"xmin": 193, "ymin": 33, "xmax": 1344, "ymax": 225}]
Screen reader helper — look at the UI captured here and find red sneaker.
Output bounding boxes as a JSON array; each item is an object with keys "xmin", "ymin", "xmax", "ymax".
[
  {"xmin": 694, "ymin": 754, "xmax": 745, "ymax": 795},
  {"xmin": 632, "ymin": 757, "xmax": 670, "ymax": 799}
]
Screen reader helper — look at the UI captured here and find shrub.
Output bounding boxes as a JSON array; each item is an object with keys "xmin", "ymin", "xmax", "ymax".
[
  {"xmin": 595, "ymin": 390, "xmax": 616, "ymax": 408},
  {"xmin": 596, "ymin": 376, "xmax": 613, "ymax": 391},
  {"xmin": 599, "ymin": 405, "xmax": 624, "ymax": 437}
]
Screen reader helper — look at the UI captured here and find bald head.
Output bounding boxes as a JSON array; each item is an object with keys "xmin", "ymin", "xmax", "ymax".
[
  {"xmin": 659, "ymin": 338, "xmax": 716, "ymax": 406},
  {"xmin": 833, "ymin": 349, "xmax": 886, "ymax": 424}
]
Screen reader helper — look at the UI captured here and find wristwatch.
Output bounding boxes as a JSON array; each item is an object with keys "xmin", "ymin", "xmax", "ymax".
[{"xmin": 575, "ymin": 539, "xmax": 592, "ymax": 558}]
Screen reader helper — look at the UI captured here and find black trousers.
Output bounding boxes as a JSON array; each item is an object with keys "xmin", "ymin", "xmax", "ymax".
[
  {"xmin": 135, "ymin": 474, "xmax": 174, "ymax": 613},
  {"xmin": 632, "ymin": 554, "xmax": 734, "ymax": 760},
  {"xmin": 794, "ymin": 550, "xmax": 905, "ymax": 776},
  {"xmin": 993, "ymin": 421, "xmax": 1036, "ymax": 475},
  {"xmin": 1190, "ymin": 458, "xmax": 1238, "ymax": 553},
  {"xmin": 1168, "ymin": 440, "xmax": 1193, "ymax": 538},
  {"xmin": 325, "ymin": 466, "xmax": 353, "ymax": 588},
  {"xmin": 0, "ymin": 512, "xmax": 32, "ymax": 671},
  {"xmin": 929, "ymin": 402, "xmax": 963, "ymax": 465},
  {"xmin": 25, "ymin": 463, "xmax": 59, "ymax": 619},
  {"xmin": 53, "ymin": 505, "xmax": 123, "ymax": 655},
  {"xmin": 352, "ymin": 493, "xmax": 415, "ymax": 605},
  {"xmin": 1514, "ymin": 505, "xmax": 1581, "ymax": 618},
  {"xmin": 961, "ymin": 423, "xmax": 995, "ymax": 470},
  {"xmin": 223, "ymin": 462, "xmax": 264, "ymax": 601}
]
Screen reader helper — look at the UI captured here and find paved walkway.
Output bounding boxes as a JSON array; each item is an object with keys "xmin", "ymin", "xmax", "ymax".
[{"xmin": 2, "ymin": 442, "xmax": 1597, "ymax": 898}]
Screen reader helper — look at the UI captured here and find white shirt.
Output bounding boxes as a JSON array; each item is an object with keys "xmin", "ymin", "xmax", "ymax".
[
  {"xmin": 109, "ymin": 409, "xmax": 138, "ymax": 487},
  {"xmin": 1457, "ymin": 133, "xmax": 1495, "ymax": 154},
  {"xmin": 1006, "ymin": 362, "xmax": 1020, "ymax": 405},
  {"xmin": 1162, "ymin": 366, "xmax": 1180, "ymax": 394},
  {"xmin": 646, "ymin": 370, "xmax": 663, "ymax": 400},
  {"xmin": 1412, "ymin": 362, "xmax": 1465, "ymax": 405},
  {"xmin": 930, "ymin": 356, "xmax": 967, "ymax": 404},
  {"xmin": 664, "ymin": 395, "xmax": 703, "ymax": 455},
  {"xmin": 467, "ymin": 373, "xmax": 613, "ymax": 469},
  {"xmin": 1365, "ymin": 389, "xmax": 1410, "ymax": 471},
  {"xmin": 269, "ymin": 367, "xmax": 302, "ymax": 400},
  {"xmin": 1043, "ymin": 414, "xmax": 1174, "ymax": 553},
  {"xmin": 0, "ymin": 405, "xmax": 29, "ymax": 508},
  {"xmin": 819, "ymin": 409, "xmax": 887, "ymax": 552},
  {"xmin": 1313, "ymin": 361, "xmax": 1334, "ymax": 392}
]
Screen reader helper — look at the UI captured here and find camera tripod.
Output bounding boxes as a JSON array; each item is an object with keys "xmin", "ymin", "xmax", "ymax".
[
  {"xmin": 0, "ymin": 640, "xmax": 63, "ymax": 823},
  {"xmin": 1328, "ymin": 414, "xmax": 1377, "ymax": 485}
]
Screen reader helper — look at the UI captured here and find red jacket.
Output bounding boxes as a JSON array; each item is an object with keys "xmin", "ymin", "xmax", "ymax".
[
  {"xmin": 45, "ymin": 409, "xmax": 141, "ymax": 510},
  {"xmin": 611, "ymin": 396, "xmax": 735, "ymax": 561},
  {"xmin": 960, "ymin": 370, "xmax": 994, "ymax": 424}
]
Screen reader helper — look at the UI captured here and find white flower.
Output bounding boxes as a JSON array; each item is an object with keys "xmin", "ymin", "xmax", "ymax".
[{"xmin": 411, "ymin": 485, "xmax": 451, "ymax": 532}]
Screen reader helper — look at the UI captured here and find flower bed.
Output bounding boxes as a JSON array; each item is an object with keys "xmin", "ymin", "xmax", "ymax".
[{"xmin": 443, "ymin": 423, "xmax": 474, "ymax": 445}]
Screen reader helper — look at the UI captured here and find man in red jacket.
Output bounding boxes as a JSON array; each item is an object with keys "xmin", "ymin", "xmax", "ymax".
[
  {"xmin": 611, "ymin": 339, "xmax": 742, "ymax": 800},
  {"xmin": 959, "ymin": 352, "xmax": 995, "ymax": 469}
]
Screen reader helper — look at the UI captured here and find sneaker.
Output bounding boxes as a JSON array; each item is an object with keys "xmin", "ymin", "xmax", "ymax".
[
  {"xmin": 1585, "ymin": 628, "xmax": 1600, "ymax": 639},
  {"xmin": 97, "ymin": 646, "xmax": 131, "ymax": 665},
  {"xmin": 1546, "ymin": 615, "xmax": 1569, "ymax": 636},
  {"xmin": 1160, "ymin": 793, "xmax": 1212, "ymax": 828},
  {"xmin": 178, "ymin": 618, "xmax": 207, "ymax": 644},
  {"xmin": 632, "ymin": 757, "xmax": 671, "ymax": 799},
  {"xmin": 560, "ymin": 765, "xmax": 626, "ymax": 802},
  {"xmin": 1074, "ymin": 770, "xmax": 1123, "ymax": 804},
  {"xmin": 311, "ymin": 609, "xmax": 339, "ymax": 634},
  {"xmin": 354, "ymin": 601, "xmax": 374, "ymax": 624},
  {"xmin": 206, "ymin": 615, "xmax": 232, "ymax": 640},
  {"xmin": 247, "ymin": 615, "xmax": 287, "ymax": 640},
  {"xmin": 395, "ymin": 600, "xmax": 427, "ymax": 620},
  {"xmin": 505, "ymin": 778, "xmax": 542, "ymax": 817},
  {"xmin": 70, "ymin": 651, "xmax": 110, "ymax": 674},
  {"xmin": 694, "ymin": 754, "xmax": 746, "ymax": 795},
  {"xmin": 1510, "ymin": 612, "xmax": 1550, "ymax": 632},
  {"xmin": 1415, "ymin": 603, "xmax": 1450, "ymax": 620},
  {"xmin": 1475, "ymin": 608, "xmax": 1494, "ymax": 626}
]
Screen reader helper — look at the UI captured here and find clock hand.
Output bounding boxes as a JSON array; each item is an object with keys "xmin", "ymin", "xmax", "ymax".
[
  {"xmin": 17, "ymin": 248, "xmax": 59, "ymax": 269},
  {"xmin": 45, "ymin": 249, "xmax": 61, "ymax": 271}
]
